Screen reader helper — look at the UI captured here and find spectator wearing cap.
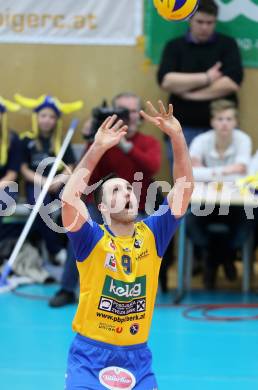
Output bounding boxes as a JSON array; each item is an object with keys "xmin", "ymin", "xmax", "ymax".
[
  {"xmin": 0, "ymin": 97, "xmax": 22, "ymax": 242},
  {"xmin": 16, "ymin": 94, "xmax": 83, "ymax": 264}
]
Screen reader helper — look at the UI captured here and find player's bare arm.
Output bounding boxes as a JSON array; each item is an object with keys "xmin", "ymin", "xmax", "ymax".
[
  {"xmin": 140, "ymin": 100, "xmax": 194, "ymax": 217},
  {"xmin": 61, "ymin": 115, "xmax": 128, "ymax": 232}
]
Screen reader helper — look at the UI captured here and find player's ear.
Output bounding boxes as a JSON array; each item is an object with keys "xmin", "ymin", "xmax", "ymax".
[{"xmin": 98, "ymin": 202, "xmax": 107, "ymax": 213}]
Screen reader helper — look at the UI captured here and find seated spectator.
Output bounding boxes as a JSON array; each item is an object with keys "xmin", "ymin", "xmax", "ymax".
[
  {"xmin": 0, "ymin": 97, "xmax": 22, "ymax": 243},
  {"xmin": 187, "ymin": 99, "xmax": 252, "ymax": 289},
  {"xmin": 49, "ymin": 92, "xmax": 173, "ymax": 307},
  {"xmin": 16, "ymin": 94, "xmax": 82, "ymax": 264},
  {"xmin": 191, "ymin": 100, "xmax": 251, "ymax": 181}
]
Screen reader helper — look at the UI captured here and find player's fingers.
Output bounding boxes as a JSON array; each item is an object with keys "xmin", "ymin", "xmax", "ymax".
[
  {"xmin": 118, "ymin": 125, "xmax": 128, "ymax": 133},
  {"xmin": 117, "ymin": 129, "xmax": 128, "ymax": 141},
  {"xmin": 158, "ymin": 100, "xmax": 167, "ymax": 116},
  {"xmin": 101, "ymin": 116, "xmax": 111, "ymax": 129},
  {"xmin": 112, "ymin": 119, "xmax": 124, "ymax": 132},
  {"xmin": 143, "ymin": 113, "xmax": 161, "ymax": 127},
  {"xmin": 106, "ymin": 114, "xmax": 118, "ymax": 129},
  {"xmin": 168, "ymin": 103, "xmax": 173, "ymax": 117},
  {"xmin": 140, "ymin": 110, "xmax": 157, "ymax": 124},
  {"xmin": 146, "ymin": 101, "xmax": 159, "ymax": 116}
]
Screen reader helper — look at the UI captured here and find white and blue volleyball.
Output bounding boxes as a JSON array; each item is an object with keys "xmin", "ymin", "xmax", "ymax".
[{"xmin": 153, "ymin": 0, "xmax": 199, "ymax": 21}]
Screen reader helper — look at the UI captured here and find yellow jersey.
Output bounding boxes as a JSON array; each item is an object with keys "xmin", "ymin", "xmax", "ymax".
[{"xmin": 67, "ymin": 200, "xmax": 180, "ymax": 346}]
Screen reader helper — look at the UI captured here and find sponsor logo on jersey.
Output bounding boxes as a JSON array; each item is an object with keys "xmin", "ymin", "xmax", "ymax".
[
  {"xmin": 130, "ymin": 323, "xmax": 139, "ymax": 335},
  {"xmin": 134, "ymin": 238, "xmax": 143, "ymax": 249},
  {"xmin": 99, "ymin": 366, "xmax": 136, "ymax": 390},
  {"xmin": 98, "ymin": 322, "xmax": 123, "ymax": 334},
  {"xmin": 102, "ymin": 276, "xmax": 146, "ymax": 302},
  {"xmin": 99, "ymin": 297, "xmax": 113, "ymax": 311},
  {"xmin": 104, "ymin": 253, "xmax": 117, "ymax": 272},
  {"xmin": 98, "ymin": 276, "xmax": 147, "ymax": 316},
  {"xmin": 109, "ymin": 239, "xmax": 116, "ymax": 251},
  {"xmin": 98, "ymin": 296, "xmax": 146, "ymax": 316},
  {"xmin": 135, "ymin": 249, "xmax": 149, "ymax": 261}
]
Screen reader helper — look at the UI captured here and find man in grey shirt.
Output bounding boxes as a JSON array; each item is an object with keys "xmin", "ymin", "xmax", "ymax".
[{"xmin": 187, "ymin": 100, "xmax": 252, "ymax": 289}]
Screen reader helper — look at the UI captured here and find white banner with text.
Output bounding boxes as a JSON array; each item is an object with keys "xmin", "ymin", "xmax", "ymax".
[{"xmin": 0, "ymin": 0, "xmax": 143, "ymax": 45}]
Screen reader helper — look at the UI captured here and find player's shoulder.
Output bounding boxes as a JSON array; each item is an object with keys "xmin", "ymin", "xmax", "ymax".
[
  {"xmin": 135, "ymin": 220, "xmax": 152, "ymax": 235},
  {"xmin": 135, "ymin": 220, "xmax": 147, "ymax": 230},
  {"xmin": 99, "ymin": 224, "xmax": 108, "ymax": 234}
]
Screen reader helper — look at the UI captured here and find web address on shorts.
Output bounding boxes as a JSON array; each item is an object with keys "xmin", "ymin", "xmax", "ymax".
[
  {"xmin": 97, "ymin": 312, "xmax": 145, "ymax": 323},
  {"xmin": 0, "ymin": 11, "xmax": 97, "ymax": 33}
]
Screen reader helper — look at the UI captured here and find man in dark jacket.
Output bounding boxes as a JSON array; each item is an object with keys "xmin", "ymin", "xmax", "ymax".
[{"xmin": 157, "ymin": 0, "xmax": 243, "ymax": 149}]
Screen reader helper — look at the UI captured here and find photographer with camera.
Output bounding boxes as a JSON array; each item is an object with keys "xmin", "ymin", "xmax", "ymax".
[
  {"xmin": 85, "ymin": 92, "xmax": 161, "ymax": 213},
  {"xmin": 49, "ymin": 92, "xmax": 165, "ymax": 307}
]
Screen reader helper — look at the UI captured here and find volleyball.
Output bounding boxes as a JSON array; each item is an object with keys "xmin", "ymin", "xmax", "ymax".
[{"xmin": 153, "ymin": 0, "xmax": 199, "ymax": 21}]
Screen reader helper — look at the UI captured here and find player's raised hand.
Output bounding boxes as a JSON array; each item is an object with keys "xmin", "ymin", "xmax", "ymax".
[
  {"xmin": 94, "ymin": 115, "xmax": 128, "ymax": 150},
  {"xmin": 140, "ymin": 100, "xmax": 182, "ymax": 137}
]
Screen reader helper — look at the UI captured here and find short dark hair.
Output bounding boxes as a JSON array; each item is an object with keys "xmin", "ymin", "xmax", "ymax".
[
  {"xmin": 197, "ymin": 0, "xmax": 218, "ymax": 17},
  {"xmin": 93, "ymin": 173, "xmax": 118, "ymax": 207}
]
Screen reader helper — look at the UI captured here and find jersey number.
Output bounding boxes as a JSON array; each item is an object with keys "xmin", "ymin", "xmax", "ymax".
[{"xmin": 121, "ymin": 255, "xmax": 132, "ymax": 275}]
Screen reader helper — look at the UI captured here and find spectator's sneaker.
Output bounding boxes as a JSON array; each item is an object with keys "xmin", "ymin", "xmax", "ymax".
[
  {"xmin": 49, "ymin": 289, "xmax": 76, "ymax": 308},
  {"xmin": 44, "ymin": 276, "xmax": 56, "ymax": 284}
]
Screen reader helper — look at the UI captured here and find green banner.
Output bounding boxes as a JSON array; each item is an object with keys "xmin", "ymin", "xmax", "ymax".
[{"xmin": 145, "ymin": 0, "xmax": 258, "ymax": 68}]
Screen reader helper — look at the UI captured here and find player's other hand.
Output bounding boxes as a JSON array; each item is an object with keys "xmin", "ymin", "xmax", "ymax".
[
  {"xmin": 94, "ymin": 115, "xmax": 128, "ymax": 150},
  {"xmin": 140, "ymin": 100, "xmax": 182, "ymax": 137}
]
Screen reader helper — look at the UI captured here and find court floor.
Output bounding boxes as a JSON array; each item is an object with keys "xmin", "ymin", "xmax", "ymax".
[{"xmin": 0, "ymin": 285, "xmax": 258, "ymax": 390}]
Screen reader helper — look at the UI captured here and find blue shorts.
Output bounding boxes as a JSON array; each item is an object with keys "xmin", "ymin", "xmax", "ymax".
[{"xmin": 65, "ymin": 334, "xmax": 158, "ymax": 390}]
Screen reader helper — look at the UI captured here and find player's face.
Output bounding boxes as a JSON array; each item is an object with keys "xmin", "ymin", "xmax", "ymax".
[
  {"xmin": 211, "ymin": 109, "xmax": 237, "ymax": 138},
  {"xmin": 190, "ymin": 12, "xmax": 217, "ymax": 43},
  {"xmin": 37, "ymin": 108, "xmax": 58, "ymax": 135},
  {"xmin": 101, "ymin": 178, "xmax": 138, "ymax": 223},
  {"xmin": 114, "ymin": 96, "xmax": 141, "ymax": 138}
]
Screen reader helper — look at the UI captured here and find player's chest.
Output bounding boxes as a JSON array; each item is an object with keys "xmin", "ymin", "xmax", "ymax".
[{"xmin": 94, "ymin": 233, "xmax": 152, "ymax": 279}]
